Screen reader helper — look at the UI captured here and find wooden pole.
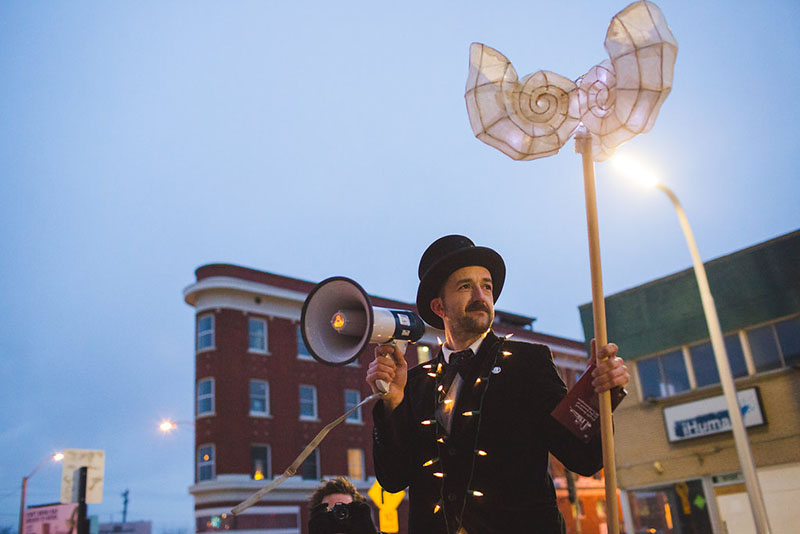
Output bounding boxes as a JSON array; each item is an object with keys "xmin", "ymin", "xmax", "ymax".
[{"xmin": 574, "ymin": 129, "xmax": 619, "ymax": 534}]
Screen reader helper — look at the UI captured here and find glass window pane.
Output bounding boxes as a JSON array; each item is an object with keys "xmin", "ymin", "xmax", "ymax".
[
  {"xmin": 249, "ymin": 319, "xmax": 266, "ymax": 351},
  {"xmin": 345, "ymin": 390, "xmax": 362, "ymax": 422},
  {"xmin": 775, "ymin": 316, "xmax": 800, "ymax": 367},
  {"xmin": 347, "ymin": 449, "xmax": 364, "ymax": 480},
  {"xmin": 198, "ymin": 380, "xmax": 212, "ymax": 395},
  {"xmin": 689, "ymin": 341, "xmax": 720, "ymax": 387},
  {"xmin": 299, "ymin": 385, "xmax": 316, "ymax": 418},
  {"xmin": 637, "ymin": 358, "xmax": 662, "ymax": 399},
  {"xmin": 748, "ymin": 325, "xmax": 782, "ymax": 372},
  {"xmin": 251, "ymin": 445, "xmax": 270, "ymax": 480},
  {"xmin": 297, "ymin": 328, "xmax": 311, "ymax": 357},
  {"xmin": 661, "ymin": 350, "xmax": 690, "ymax": 396},
  {"xmin": 300, "ymin": 450, "xmax": 318, "ymax": 480},
  {"xmin": 723, "ymin": 333, "xmax": 749, "ymax": 378}
]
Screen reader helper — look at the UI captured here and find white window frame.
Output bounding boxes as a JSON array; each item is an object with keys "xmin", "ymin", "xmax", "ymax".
[
  {"xmin": 197, "ymin": 444, "xmax": 215, "ymax": 482},
  {"xmin": 251, "ymin": 443, "xmax": 271, "ymax": 480},
  {"xmin": 248, "ymin": 317, "xmax": 268, "ymax": 354},
  {"xmin": 299, "ymin": 385, "xmax": 318, "ymax": 420},
  {"xmin": 249, "ymin": 379, "xmax": 270, "ymax": 417},
  {"xmin": 196, "ymin": 314, "xmax": 215, "ymax": 352},
  {"xmin": 344, "ymin": 389, "xmax": 362, "ymax": 424},
  {"xmin": 197, "ymin": 377, "xmax": 215, "ymax": 417}
]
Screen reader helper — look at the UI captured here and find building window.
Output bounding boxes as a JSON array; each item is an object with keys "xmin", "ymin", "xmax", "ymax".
[
  {"xmin": 344, "ymin": 390, "xmax": 362, "ymax": 423},
  {"xmin": 248, "ymin": 318, "xmax": 268, "ymax": 353},
  {"xmin": 299, "ymin": 449, "xmax": 319, "ymax": 480},
  {"xmin": 197, "ymin": 378, "xmax": 215, "ymax": 416},
  {"xmin": 297, "ymin": 326, "xmax": 313, "ymax": 359},
  {"xmin": 197, "ymin": 444, "xmax": 215, "ymax": 482},
  {"xmin": 775, "ymin": 316, "xmax": 800, "ymax": 367},
  {"xmin": 299, "ymin": 385, "xmax": 318, "ymax": 420},
  {"xmin": 347, "ymin": 448, "xmax": 365, "ymax": 480},
  {"xmin": 251, "ymin": 444, "xmax": 271, "ymax": 480},
  {"xmin": 637, "ymin": 349, "xmax": 690, "ymax": 399},
  {"xmin": 197, "ymin": 314, "xmax": 214, "ymax": 351},
  {"xmin": 250, "ymin": 380, "xmax": 269, "ymax": 416},
  {"xmin": 417, "ymin": 345, "xmax": 432, "ymax": 365},
  {"xmin": 748, "ymin": 323, "xmax": 783, "ymax": 372},
  {"xmin": 637, "ymin": 315, "xmax": 800, "ymax": 400}
]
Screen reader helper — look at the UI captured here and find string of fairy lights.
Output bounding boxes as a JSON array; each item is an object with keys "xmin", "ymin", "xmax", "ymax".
[{"xmin": 416, "ymin": 335, "xmax": 516, "ymax": 532}]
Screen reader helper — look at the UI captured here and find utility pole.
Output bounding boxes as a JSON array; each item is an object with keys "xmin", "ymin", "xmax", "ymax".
[{"xmin": 121, "ymin": 489, "xmax": 129, "ymax": 523}]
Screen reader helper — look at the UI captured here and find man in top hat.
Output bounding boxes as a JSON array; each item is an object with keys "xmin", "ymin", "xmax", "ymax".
[{"xmin": 366, "ymin": 235, "xmax": 629, "ymax": 534}]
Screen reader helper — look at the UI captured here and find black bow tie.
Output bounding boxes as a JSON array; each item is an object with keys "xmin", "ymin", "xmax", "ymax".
[{"xmin": 448, "ymin": 348, "xmax": 474, "ymax": 371}]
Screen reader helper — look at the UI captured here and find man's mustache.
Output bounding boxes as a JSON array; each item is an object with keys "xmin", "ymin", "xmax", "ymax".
[{"xmin": 466, "ymin": 301, "xmax": 490, "ymax": 313}]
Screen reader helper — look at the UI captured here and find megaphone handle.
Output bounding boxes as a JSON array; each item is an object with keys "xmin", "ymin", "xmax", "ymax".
[{"xmin": 375, "ymin": 340, "xmax": 408, "ymax": 395}]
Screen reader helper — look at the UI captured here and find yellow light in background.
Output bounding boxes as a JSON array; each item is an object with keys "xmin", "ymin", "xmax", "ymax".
[
  {"xmin": 433, "ymin": 472, "xmax": 444, "ymax": 478},
  {"xmin": 472, "ymin": 490, "xmax": 484, "ymax": 497},
  {"xmin": 253, "ymin": 471, "xmax": 264, "ymax": 481},
  {"xmin": 203, "ymin": 454, "xmax": 210, "ymax": 461},
  {"xmin": 610, "ymin": 153, "xmax": 660, "ymax": 188},
  {"xmin": 476, "ymin": 450, "xmax": 487, "ymax": 456},
  {"xmin": 433, "ymin": 504, "xmax": 441, "ymax": 514},
  {"xmin": 664, "ymin": 503, "xmax": 673, "ymax": 529},
  {"xmin": 332, "ymin": 313, "xmax": 345, "ymax": 330},
  {"xmin": 53, "ymin": 452, "xmax": 64, "ymax": 462}
]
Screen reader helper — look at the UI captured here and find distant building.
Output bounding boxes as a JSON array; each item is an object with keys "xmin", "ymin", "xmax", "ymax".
[
  {"xmin": 184, "ymin": 264, "xmax": 600, "ymax": 534},
  {"xmin": 579, "ymin": 229, "xmax": 800, "ymax": 534}
]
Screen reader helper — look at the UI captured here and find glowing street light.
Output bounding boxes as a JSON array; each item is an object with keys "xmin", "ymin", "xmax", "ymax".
[
  {"xmin": 19, "ymin": 452, "xmax": 64, "ymax": 534},
  {"xmin": 610, "ymin": 154, "xmax": 772, "ymax": 534},
  {"xmin": 158, "ymin": 419, "xmax": 194, "ymax": 433}
]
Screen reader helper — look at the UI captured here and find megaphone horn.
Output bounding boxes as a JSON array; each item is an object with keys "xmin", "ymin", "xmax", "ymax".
[{"xmin": 300, "ymin": 277, "xmax": 425, "ymax": 368}]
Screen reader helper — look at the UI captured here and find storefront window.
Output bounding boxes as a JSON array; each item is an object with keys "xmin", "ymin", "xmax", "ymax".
[{"xmin": 628, "ymin": 479, "xmax": 712, "ymax": 534}]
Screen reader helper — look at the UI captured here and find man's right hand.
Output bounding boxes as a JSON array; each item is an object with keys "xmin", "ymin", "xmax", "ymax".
[{"xmin": 366, "ymin": 343, "xmax": 407, "ymax": 412}]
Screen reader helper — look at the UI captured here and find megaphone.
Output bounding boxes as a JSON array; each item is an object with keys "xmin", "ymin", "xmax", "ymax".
[{"xmin": 301, "ymin": 276, "xmax": 425, "ymax": 377}]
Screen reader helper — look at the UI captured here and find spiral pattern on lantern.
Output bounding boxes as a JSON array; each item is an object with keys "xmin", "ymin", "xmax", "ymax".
[{"xmin": 506, "ymin": 71, "xmax": 576, "ymax": 138}]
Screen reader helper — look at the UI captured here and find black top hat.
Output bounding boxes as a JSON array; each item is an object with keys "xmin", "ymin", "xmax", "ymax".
[{"xmin": 415, "ymin": 235, "xmax": 506, "ymax": 329}]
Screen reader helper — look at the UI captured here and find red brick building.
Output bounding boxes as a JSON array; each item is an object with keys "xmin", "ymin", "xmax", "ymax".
[{"xmin": 183, "ymin": 264, "xmax": 606, "ymax": 534}]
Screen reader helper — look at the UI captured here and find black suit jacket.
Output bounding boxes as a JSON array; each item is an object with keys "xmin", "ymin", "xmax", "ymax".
[{"xmin": 372, "ymin": 331, "xmax": 603, "ymax": 533}]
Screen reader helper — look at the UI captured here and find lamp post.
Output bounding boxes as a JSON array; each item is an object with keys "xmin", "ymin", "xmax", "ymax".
[
  {"xmin": 19, "ymin": 452, "xmax": 64, "ymax": 534},
  {"xmin": 611, "ymin": 155, "xmax": 772, "ymax": 534}
]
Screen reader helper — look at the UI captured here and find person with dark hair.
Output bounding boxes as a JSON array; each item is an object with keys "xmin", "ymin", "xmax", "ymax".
[
  {"xmin": 308, "ymin": 477, "xmax": 378, "ymax": 534},
  {"xmin": 365, "ymin": 235, "xmax": 629, "ymax": 534},
  {"xmin": 309, "ymin": 476, "xmax": 367, "ymax": 510}
]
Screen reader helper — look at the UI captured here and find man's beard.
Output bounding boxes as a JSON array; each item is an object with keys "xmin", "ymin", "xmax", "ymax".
[{"xmin": 454, "ymin": 300, "xmax": 494, "ymax": 335}]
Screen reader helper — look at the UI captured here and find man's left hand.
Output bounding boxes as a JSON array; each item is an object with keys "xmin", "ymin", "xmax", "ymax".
[{"xmin": 589, "ymin": 339, "xmax": 629, "ymax": 393}]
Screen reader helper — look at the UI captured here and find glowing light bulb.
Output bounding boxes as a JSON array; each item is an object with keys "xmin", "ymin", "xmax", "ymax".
[
  {"xmin": 421, "ymin": 419, "xmax": 434, "ymax": 425},
  {"xmin": 433, "ymin": 472, "xmax": 444, "ymax": 478},
  {"xmin": 476, "ymin": 450, "xmax": 488, "ymax": 456},
  {"xmin": 433, "ymin": 504, "xmax": 441, "ymax": 514},
  {"xmin": 423, "ymin": 458, "xmax": 437, "ymax": 467},
  {"xmin": 472, "ymin": 490, "xmax": 484, "ymax": 497},
  {"xmin": 332, "ymin": 313, "xmax": 346, "ymax": 329},
  {"xmin": 52, "ymin": 452, "xmax": 64, "ymax": 462},
  {"xmin": 502, "ymin": 351, "xmax": 512, "ymax": 357}
]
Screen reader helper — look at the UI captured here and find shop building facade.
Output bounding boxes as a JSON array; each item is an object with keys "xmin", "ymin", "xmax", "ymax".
[{"xmin": 580, "ymin": 230, "xmax": 800, "ymax": 534}]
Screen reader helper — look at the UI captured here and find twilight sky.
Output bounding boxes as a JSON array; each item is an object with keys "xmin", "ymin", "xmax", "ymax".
[{"xmin": 1, "ymin": 1, "xmax": 798, "ymax": 532}]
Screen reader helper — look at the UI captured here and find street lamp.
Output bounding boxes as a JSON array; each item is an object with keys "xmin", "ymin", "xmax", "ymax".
[
  {"xmin": 610, "ymin": 154, "xmax": 772, "ymax": 534},
  {"xmin": 158, "ymin": 419, "xmax": 194, "ymax": 433},
  {"xmin": 19, "ymin": 452, "xmax": 64, "ymax": 534}
]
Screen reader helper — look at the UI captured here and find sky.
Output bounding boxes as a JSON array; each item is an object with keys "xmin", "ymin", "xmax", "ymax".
[{"xmin": 1, "ymin": 1, "xmax": 799, "ymax": 532}]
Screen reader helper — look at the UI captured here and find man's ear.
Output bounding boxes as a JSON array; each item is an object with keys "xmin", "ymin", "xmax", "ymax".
[{"xmin": 430, "ymin": 297, "xmax": 445, "ymax": 319}]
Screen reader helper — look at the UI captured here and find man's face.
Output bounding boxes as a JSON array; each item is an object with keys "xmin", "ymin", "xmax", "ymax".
[
  {"xmin": 432, "ymin": 265, "xmax": 494, "ymax": 337},
  {"xmin": 321, "ymin": 493, "xmax": 353, "ymax": 509}
]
